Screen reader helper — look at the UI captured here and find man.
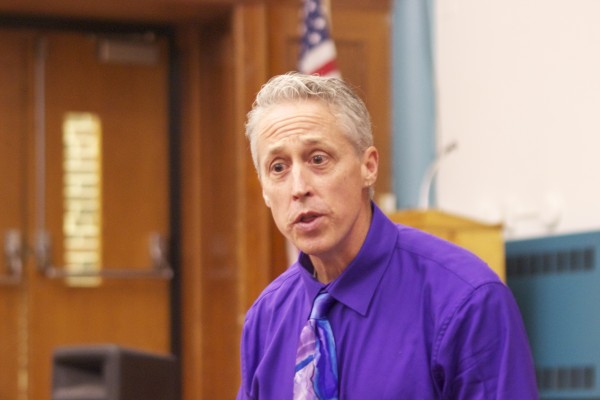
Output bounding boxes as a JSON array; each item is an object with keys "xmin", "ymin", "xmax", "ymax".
[{"xmin": 237, "ymin": 72, "xmax": 538, "ymax": 399}]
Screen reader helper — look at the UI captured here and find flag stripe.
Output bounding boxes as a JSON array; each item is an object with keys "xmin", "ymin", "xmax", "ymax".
[{"xmin": 311, "ymin": 59, "xmax": 339, "ymax": 78}]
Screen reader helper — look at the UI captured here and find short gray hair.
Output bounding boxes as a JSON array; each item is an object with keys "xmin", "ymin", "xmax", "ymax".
[{"xmin": 245, "ymin": 72, "xmax": 373, "ymax": 173}]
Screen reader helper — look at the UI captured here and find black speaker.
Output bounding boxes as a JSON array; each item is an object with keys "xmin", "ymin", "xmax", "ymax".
[{"xmin": 52, "ymin": 344, "xmax": 178, "ymax": 400}]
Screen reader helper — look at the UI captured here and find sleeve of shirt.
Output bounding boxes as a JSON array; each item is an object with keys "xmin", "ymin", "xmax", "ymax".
[
  {"xmin": 236, "ymin": 387, "xmax": 247, "ymax": 400},
  {"xmin": 237, "ymin": 310, "xmax": 256, "ymax": 400},
  {"xmin": 432, "ymin": 282, "xmax": 539, "ymax": 400}
]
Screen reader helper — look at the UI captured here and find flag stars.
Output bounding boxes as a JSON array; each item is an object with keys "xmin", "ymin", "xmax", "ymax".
[
  {"xmin": 312, "ymin": 17, "xmax": 326, "ymax": 30},
  {"xmin": 309, "ymin": 32, "xmax": 322, "ymax": 45}
]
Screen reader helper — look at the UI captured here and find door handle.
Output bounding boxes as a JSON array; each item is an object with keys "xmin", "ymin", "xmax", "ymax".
[
  {"xmin": 1, "ymin": 230, "xmax": 23, "ymax": 285},
  {"xmin": 36, "ymin": 231, "xmax": 173, "ymax": 280}
]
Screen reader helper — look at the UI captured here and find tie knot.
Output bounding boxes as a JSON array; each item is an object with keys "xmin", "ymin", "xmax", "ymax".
[{"xmin": 310, "ymin": 292, "xmax": 335, "ymax": 319}]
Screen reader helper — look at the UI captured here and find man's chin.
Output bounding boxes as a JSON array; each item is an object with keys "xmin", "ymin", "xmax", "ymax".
[{"xmin": 294, "ymin": 241, "xmax": 329, "ymax": 258}]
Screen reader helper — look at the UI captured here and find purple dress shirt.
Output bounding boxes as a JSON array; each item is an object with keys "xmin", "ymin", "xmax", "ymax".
[{"xmin": 238, "ymin": 204, "xmax": 538, "ymax": 399}]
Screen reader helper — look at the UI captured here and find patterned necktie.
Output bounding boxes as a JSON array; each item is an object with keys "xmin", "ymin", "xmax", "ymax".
[{"xmin": 294, "ymin": 292, "xmax": 339, "ymax": 400}]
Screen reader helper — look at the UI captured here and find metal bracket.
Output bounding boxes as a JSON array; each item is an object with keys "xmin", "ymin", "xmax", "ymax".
[
  {"xmin": 1, "ymin": 230, "xmax": 23, "ymax": 285},
  {"xmin": 35, "ymin": 231, "xmax": 173, "ymax": 280}
]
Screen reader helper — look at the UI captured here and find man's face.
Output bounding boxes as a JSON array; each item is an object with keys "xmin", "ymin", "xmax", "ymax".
[{"xmin": 256, "ymin": 100, "xmax": 378, "ymax": 263}]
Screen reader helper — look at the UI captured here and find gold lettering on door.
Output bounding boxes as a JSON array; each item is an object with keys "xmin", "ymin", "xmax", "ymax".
[{"xmin": 62, "ymin": 113, "xmax": 102, "ymax": 286}]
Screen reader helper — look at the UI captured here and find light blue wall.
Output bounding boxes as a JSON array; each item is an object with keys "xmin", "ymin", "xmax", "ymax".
[{"xmin": 391, "ymin": 0, "xmax": 436, "ymax": 209}]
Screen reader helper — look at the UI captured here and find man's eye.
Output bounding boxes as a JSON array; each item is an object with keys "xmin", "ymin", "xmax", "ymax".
[
  {"xmin": 272, "ymin": 163, "xmax": 285, "ymax": 173},
  {"xmin": 312, "ymin": 154, "xmax": 326, "ymax": 164}
]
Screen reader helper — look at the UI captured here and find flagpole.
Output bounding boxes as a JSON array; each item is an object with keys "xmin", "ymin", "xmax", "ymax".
[{"xmin": 323, "ymin": 0, "xmax": 333, "ymax": 30}]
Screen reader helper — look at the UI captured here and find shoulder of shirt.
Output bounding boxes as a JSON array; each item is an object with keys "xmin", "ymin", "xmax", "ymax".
[
  {"xmin": 392, "ymin": 222, "xmax": 502, "ymax": 289},
  {"xmin": 244, "ymin": 263, "xmax": 304, "ymax": 321}
]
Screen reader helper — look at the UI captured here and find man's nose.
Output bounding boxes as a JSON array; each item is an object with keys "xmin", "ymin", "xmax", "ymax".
[{"xmin": 291, "ymin": 166, "xmax": 312, "ymax": 200}]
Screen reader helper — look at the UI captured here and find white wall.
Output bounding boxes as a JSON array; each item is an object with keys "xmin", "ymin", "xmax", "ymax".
[{"xmin": 434, "ymin": 0, "xmax": 600, "ymax": 239}]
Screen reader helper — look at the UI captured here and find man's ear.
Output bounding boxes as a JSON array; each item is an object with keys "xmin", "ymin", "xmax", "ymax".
[
  {"xmin": 362, "ymin": 146, "xmax": 379, "ymax": 188},
  {"xmin": 263, "ymin": 191, "xmax": 271, "ymax": 208}
]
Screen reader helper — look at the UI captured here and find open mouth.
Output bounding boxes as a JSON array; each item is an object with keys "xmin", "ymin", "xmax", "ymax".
[{"xmin": 295, "ymin": 212, "xmax": 321, "ymax": 225}]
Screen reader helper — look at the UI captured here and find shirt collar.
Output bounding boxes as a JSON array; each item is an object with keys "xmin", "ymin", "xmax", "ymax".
[{"xmin": 297, "ymin": 202, "xmax": 399, "ymax": 316}]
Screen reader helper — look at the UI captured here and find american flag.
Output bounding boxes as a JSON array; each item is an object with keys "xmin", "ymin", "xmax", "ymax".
[{"xmin": 298, "ymin": 0, "xmax": 341, "ymax": 77}]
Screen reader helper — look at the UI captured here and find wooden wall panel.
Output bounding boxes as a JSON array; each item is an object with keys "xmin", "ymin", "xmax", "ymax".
[
  {"xmin": 179, "ymin": 5, "xmax": 270, "ymax": 399},
  {"xmin": 197, "ymin": 17, "xmax": 239, "ymax": 399},
  {"xmin": 178, "ymin": 23, "xmax": 206, "ymax": 400},
  {"xmin": 232, "ymin": 3, "xmax": 272, "ymax": 320},
  {"xmin": 0, "ymin": 0, "xmax": 231, "ymax": 23},
  {"xmin": 333, "ymin": 6, "xmax": 392, "ymax": 197}
]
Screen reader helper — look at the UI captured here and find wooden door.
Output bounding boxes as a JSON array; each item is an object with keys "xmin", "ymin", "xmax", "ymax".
[
  {"xmin": 0, "ymin": 27, "xmax": 172, "ymax": 400},
  {"xmin": 0, "ymin": 28, "xmax": 32, "ymax": 400}
]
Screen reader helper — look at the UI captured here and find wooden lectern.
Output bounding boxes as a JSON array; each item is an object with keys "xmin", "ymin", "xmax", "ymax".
[{"xmin": 387, "ymin": 209, "xmax": 505, "ymax": 282}]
